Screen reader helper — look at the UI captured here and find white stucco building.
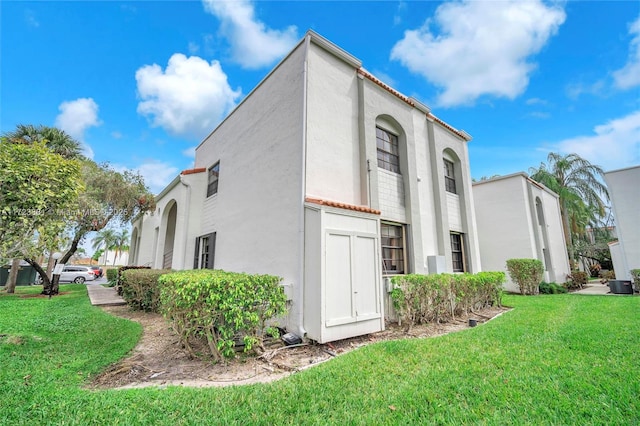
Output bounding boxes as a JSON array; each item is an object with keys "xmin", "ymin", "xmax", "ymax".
[
  {"xmin": 131, "ymin": 31, "xmax": 481, "ymax": 343},
  {"xmin": 473, "ymin": 173, "xmax": 570, "ymax": 293},
  {"xmin": 604, "ymin": 165, "xmax": 640, "ymax": 281}
]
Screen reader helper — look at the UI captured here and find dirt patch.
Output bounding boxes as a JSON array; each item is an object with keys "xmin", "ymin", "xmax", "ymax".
[{"xmin": 89, "ymin": 305, "xmax": 510, "ymax": 390}]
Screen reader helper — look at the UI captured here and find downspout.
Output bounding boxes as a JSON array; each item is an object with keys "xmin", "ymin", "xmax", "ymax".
[
  {"xmin": 295, "ymin": 34, "xmax": 311, "ymax": 338},
  {"xmin": 179, "ymin": 174, "xmax": 191, "ymax": 270}
]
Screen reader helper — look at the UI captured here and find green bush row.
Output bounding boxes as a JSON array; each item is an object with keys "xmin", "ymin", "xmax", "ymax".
[
  {"xmin": 506, "ymin": 259, "xmax": 544, "ymax": 295},
  {"xmin": 158, "ymin": 270, "xmax": 287, "ymax": 362},
  {"xmin": 539, "ymin": 282, "xmax": 568, "ymax": 294},
  {"xmin": 390, "ymin": 272, "xmax": 505, "ymax": 331},
  {"xmin": 120, "ymin": 269, "xmax": 172, "ymax": 312}
]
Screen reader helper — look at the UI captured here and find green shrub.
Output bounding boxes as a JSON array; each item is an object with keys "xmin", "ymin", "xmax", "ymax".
[
  {"xmin": 567, "ymin": 271, "xmax": 589, "ymax": 290},
  {"xmin": 631, "ymin": 269, "xmax": 640, "ymax": 292},
  {"xmin": 159, "ymin": 269, "xmax": 287, "ymax": 362},
  {"xmin": 106, "ymin": 268, "xmax": 118, "ymax": 286},
  {"xmin": 121, "ymin": 269, "xmax": 171, "ymax": 312},
  {"xmin": 539, "ymin": 282, "xmax": 568, "ymax": 294},
  {"xmin": 116, "ymin": 265, "xmax": 151, "ymax": 295},
  {"xmin": 600, "ymin": 270, "xmax": 616, "ymax": 281},
  {"xmin": 506, "ymin": 259, "xmax": 544, "ymax": 295},
  {"xmin": 390, "ymin": 272, "xmax": 505, "ymax": 332}
]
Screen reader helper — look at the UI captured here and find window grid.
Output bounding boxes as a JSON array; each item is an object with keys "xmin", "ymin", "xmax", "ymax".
[
  {"xmin": 376, "ymin": 127, "xmax": 400, "ymax": 174},
  {"xmin": 444, "ymin": 159, "xmax": 457, "ymax": 194},
  {"xmin": 207, "ymin": 162, "xmax": 220, "ymax": 197},
  {"xmin": 200, "ymin": 236, "xmax": 210, "ymax": 269},
  {"xmin": 450, "ymin": 233, "xmax": 465, "ymax": 272},
  {"xmin": 381, "ymin": 223, "xmax": 405, "ymax": 274}
]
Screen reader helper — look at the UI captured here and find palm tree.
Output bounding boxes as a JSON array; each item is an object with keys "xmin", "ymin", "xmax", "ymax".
[
  {"xmin": 3, "ymin": 124, "xmax": 82, "ymax": 159},
  {"xmin": 111, "ymin": 229, "xmax": 130, "ymax": 265},
  {"xmin": 92, "ymin": 228, "xmax": 117, "ymax": 265},
  {"xmin": 529, "ymin": 153, "xmax": 609, "ymax": 267}
]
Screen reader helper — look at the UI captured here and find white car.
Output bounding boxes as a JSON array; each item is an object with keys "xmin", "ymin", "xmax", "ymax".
[{"xmin": 59, "ymin": 265, "xmax": 96, "ymax": 284}]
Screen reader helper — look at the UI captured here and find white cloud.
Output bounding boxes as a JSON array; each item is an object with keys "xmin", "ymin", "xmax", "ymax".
[
  {"xmin": 526, "ymin": 98, "xmax": 548, "ymax": 106},
  {"xmin": 551, "ymin": 110, "xmax": 640, "ymax": 170},
  {"xmin": 202, "ymin": 0, "xmax": 298, "ymax": 69},
  {"xmin": 182, "ymin": 146, "xmax": 197, "ymax": 159},
  {"xmin": 188, "ymin": 41, "xmax": 200, "ymax": 55},
  {"xmin": 55, "ymin": 97, "xmax": 101, "ymax": 158},
  {"xmin": 111, "ymin": 131, "xmax": 123, "ymax": 139},
  {"xmin": 115, "ymin": 161, "xmax": 179, "ymax": 195},
  {"xmin": 390, "ymin": 0, "xmax": 565, "ymax": 107},
  {"xmin": 613, "ymin": 15, "xmax": 640, "ymax": 89},
  {"xmin": 136, "ymin": 53, "xmax": 241, "ymax": 138},
  {"xmin": 25, "ymin": 10, "xmax": 39, "ymax": 28}
]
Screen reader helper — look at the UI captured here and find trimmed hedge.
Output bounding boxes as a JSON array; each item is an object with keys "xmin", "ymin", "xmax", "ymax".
[
  {"xmin": 115, "ymin": 265, "xmax": 151, "ymax": 295},
  {"xmin": 158, "ymin": 270, "xmax": 287, "ymax": 362},
  {"xmin": 506, "ymin": 258, "xmax": 544, "ymax": 295},
  {"xmin": 106, "ymin": 268, "xmax": 118, "ymax": 286},
  {"xmin": 539, "ymin": 282, "xmax": 568, "ymax": 294},
  {"xmin": 567, "ymin": 271, "xmax": 589, "ymax": 290},
  {"xmin": 390, "ymin": 272, "xmax": 505, "ymax": 332},
  {"xmin": 120, "ymin": 269, "xmax": 171, "ymax": 312}
]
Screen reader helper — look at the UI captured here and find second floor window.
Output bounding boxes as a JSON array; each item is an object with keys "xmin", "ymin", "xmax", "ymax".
[
  {"xmin": 207, "ymin": 162, "xmax": 220, "ymax": 197},
  {"xmin": 376, "ymin": 127, "xmax": 400, "ymax": 174},
  {"xmin": 444, "ymin": 159, "xmax": 456, "ymax": 194}
]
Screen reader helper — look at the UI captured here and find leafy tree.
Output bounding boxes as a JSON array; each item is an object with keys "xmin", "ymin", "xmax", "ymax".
[
  {"xmin": 529, "ymin": 153, "xmax": 609, "ymax": 267},
  {"xmin": 112, "ymin": 228, "xmax": 130, "ymax": 265},
  {"xmin": 3, "ymin": 124, "xmax": 82, "ymax": 159},
  {"xmin": 57, "ymin": 161, "xmax": 154, "ymax": 261},
  {"xmin": 92, "ymin": 249, "xmax": 104, "ymax": 264},
  {"xmin": 0, "ymin": 139, "xmax": 82, "ymax": 293},
  {"xmin": 92, "ymin": 228, "xmax": 117, "ymax": 265},
  {"xmin": 4, "ymin": 124, "xmax": 155, "ymax": 295}
]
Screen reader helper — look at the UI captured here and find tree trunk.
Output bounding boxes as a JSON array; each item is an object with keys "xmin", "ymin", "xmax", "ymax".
[
  {"xmin": 60, "ymin": 235, "xmax": 81, "ymax": 264},
  {"xmin": 24, "ymin": 258, "xmax": 53, "ymax": 295},
  {"xmin": 46, "ymin": 253, "xmax": 55, "ymax": 278},
  {"xmin": 6, "ymin": 258, "xmax": 21, "ymax": 294}
]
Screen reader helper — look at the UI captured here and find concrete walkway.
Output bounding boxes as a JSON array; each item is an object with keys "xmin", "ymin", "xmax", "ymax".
[
  {"xmin": 86, "ymin": 283, "xmax": 126, "ymax": 306},
  {"xmin": 574, "ymin": 282, "xmax": 612, "ymax": 295}
]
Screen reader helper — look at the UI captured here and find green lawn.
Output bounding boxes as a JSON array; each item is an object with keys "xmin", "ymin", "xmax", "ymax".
[{"xmin": 1, "ymin": 285, "xmax": 638, "ymax": 425}]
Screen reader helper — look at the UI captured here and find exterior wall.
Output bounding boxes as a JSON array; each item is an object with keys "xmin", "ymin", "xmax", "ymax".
[
  {"xmin": 473, "ymin": 173, "xmax": 569, "ymax": 292},
  {"xmin": 304, "ymin": 203, "xmax": 383, "ymax": 343},
  {"xmin": 427, "ymin": 122, "xmax": 482, "ymax": 273},
  {"xmin": 193, "ymin": 41, "xmax": 306, "ymax": 317},
  {"xmin": 130, "ymin": 171, "xmax": 207, "ymax": 269},
  {"xmin": 604, "ymin": 165, "xmax": 640, "ymax": 280},
  {"xmin": 305, "ymin": 42, "xmax": 480, "ymax": 276},
  {"xmin": 100, "ymin": 250, "xmax": 129, "ymax": 266}
]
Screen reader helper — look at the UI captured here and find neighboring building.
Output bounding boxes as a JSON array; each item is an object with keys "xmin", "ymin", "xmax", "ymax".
[
  {"xmin": 131, "ymin": 30, "xmax": 481, "ymax": 343},
  {"xmin": 604, "ymin": 165, "xmax": 640, "ymax": 281},
  {"xmin": 473, "ymin": 173, "xmax": 570, "ymax": 293}
]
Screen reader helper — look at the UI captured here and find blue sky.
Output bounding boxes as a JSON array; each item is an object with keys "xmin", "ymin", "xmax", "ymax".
[{"xmin": 2, "ymin": 0, "xmax": 639, "ymax": 196}]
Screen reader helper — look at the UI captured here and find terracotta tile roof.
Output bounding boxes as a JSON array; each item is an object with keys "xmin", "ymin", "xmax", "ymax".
[
  {"xmin": 181, "ymin": 167, "xmax": 207, "ymax": 175},
  {"xmin": 357, "ymin": 68, "xmax": 471, "ymax": 142},
  {"xmin": 305, "ymin": 197, "xmax": 381, "ymax": 215}
]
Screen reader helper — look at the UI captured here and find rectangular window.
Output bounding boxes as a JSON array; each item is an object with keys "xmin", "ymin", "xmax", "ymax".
[
  {"xmin": 450, "ymin": 233, "xmax": 465, "ymax": 272},
  {"xmin": 376, "ymin": 127, "xmax": 400, "ymax": 174},
  {"xmin": 381, "ymin": 223, "xmax": 405, "ymax": 275},
  {"xmin": 444, "ymin": 159, "xmax": 457, "ymax": 194},
  {"xmin": 207, "ymin": 162, "xmax": 220, "ymax": 197},
  {"xmin": 194, "ymin": 232, "xmax": 216, "ymax": 269}
]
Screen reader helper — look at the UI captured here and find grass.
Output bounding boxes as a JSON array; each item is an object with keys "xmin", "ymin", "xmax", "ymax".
[{"xmin": 1, "ymin": 286, "xmax": 639, "ymax": 425}]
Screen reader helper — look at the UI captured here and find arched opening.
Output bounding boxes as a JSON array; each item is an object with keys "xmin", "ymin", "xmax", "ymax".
[
  {"xmin": 162, "ymin": 201, "xmax": 177, "ymax": 269},
  {"xmin": 130, "ymin": 227, "xmax": 139, "ymax": 265}
]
